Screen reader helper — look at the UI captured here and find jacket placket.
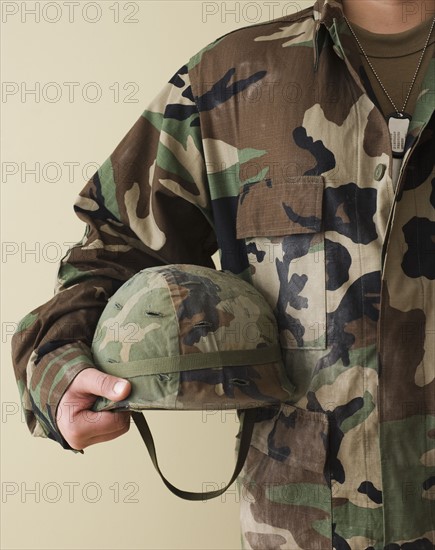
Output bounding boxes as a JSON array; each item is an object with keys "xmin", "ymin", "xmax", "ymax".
[{"xmin": 320, "ymin": 13, "xmax": 434, "ymax": 546}]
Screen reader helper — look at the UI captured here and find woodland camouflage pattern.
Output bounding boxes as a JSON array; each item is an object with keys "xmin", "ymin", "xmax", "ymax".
[
  {"xmin": 11, "ymin": 0, "xmax": 434, "ymax": 547},
  {"xmin": 90, "ymin": 263, "xmax": 294, "ymax": 412}
]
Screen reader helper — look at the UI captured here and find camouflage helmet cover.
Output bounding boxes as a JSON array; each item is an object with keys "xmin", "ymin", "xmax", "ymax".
[{"xmin": 91, "ymin": 264, "xmax": 295, "ymax": 413}]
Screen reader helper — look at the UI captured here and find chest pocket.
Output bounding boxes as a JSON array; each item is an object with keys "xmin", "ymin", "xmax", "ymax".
[{"xmin": 236, "ymin": 176, "xmax": 327, "ymax": 350}]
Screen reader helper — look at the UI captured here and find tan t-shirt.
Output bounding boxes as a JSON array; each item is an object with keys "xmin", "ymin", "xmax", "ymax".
[{"xmin": 344, "ymin": 17, "xmax": 435, "ymax": 187}]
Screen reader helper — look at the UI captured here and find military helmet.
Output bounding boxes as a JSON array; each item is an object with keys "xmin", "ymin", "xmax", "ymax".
[{"xmin": 91, "ymin": 264, "xmax": 294, "ymax": 499}]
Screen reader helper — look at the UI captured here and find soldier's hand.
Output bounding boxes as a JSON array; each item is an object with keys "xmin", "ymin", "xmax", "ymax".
[{"xmin": 56, "ymin": 367, "xmax": 132, "ymax": 450}]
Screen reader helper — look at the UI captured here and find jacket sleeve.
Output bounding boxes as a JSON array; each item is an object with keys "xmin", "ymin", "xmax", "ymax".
[{"xmin": 11, "ymin": 61, "xmax": 217, "ymax": 451}]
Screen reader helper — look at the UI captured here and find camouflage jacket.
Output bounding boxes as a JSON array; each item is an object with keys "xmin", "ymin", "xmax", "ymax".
[{"xmin": 11, "ymin": 0, "xmax": 435, "ymax": 547}]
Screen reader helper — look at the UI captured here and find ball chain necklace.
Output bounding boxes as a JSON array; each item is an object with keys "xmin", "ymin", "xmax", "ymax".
[{"xmin": 343, "ymin": 14, "xmax": 435, "ymax": 159}]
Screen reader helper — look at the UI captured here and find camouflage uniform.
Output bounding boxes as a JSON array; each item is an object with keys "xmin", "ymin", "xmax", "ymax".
[{"xmin": 11, "ymin": 0, "xmax": 434, "ymax": 547}]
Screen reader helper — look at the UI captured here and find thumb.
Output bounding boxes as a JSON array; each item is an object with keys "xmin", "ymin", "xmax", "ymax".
[
  {"xmin": 110, "ymin": 378, "xmax": 131, "ymax": 401},
  {"xmin": 76, "ymin": 368, "xmax": 131, "ymax": 402}
]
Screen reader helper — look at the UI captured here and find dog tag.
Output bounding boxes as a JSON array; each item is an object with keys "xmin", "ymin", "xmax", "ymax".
[{"xmin": 387, "ymin": 113, "xmax": 411, "ymax": 159}]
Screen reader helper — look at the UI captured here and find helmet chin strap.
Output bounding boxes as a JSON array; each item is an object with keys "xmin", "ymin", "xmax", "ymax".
[{"xmin": 130, "ymin": 408, "xmax": 257, "ymax": 501}]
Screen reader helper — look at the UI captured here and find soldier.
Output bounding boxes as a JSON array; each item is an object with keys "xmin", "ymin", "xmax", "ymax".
[{"xmin": 11, "ymin": 0, "xmax": 435, "ymax": 547}]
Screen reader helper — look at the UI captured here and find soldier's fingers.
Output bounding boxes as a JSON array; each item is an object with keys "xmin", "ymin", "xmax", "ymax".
[
  {"xmin": 82, "ymin": 422, "xmax": 131, "ymax": 448},
  {"xmin": 71, "ymin": 368, "xmax": 131, "ymax": 402},
  {"xmin": 64, "ymin": 410, "xmax": 131, "ymax": 450}
]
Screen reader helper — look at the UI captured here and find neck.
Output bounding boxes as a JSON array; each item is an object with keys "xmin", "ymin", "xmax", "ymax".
[{"xmin": 342, "ymin": 0, "xmax": 435, "ymax": 33}]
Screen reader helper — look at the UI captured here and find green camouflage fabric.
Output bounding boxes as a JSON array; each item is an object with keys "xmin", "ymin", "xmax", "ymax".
[
  {"xmin": 11, "ymin": 0, "xmax": 434, "ymax": 546},
  {"xmin": 90, "ymin": 263, "xmax": 294, "ymax": 412}
]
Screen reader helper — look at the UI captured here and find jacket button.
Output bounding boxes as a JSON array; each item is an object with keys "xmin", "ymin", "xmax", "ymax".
[
  {"xmin": 374, "ymin": 163, "xmax": 387, "ymax": 181},
  {"xmin": 333, "ymin": 45, "xmax": 344, "ymax": 59}
]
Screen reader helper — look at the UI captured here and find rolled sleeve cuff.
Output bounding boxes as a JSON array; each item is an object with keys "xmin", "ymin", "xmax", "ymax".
[{"xmin": 29, "ymin": 342, "xmax": 95, "ymax": 453}]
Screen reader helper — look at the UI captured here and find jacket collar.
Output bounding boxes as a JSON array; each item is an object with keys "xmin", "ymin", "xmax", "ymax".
[
  {"xmin": 312, "ymin": 0, "xmax": 347, "ymax": 70},
  {"xmin": 313, "ymin": 0, "xmax": 345, "ymax": 27}
]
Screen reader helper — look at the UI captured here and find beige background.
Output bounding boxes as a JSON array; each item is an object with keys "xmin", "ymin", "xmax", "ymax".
[{"xmin": 1, "ymin": 2, "xmax": 313, "ymax": 548}]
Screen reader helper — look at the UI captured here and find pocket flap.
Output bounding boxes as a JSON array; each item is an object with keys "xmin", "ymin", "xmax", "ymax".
[{"xmin": 236, "ymin": 176, "xmax": 324, "ymax": 239}]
